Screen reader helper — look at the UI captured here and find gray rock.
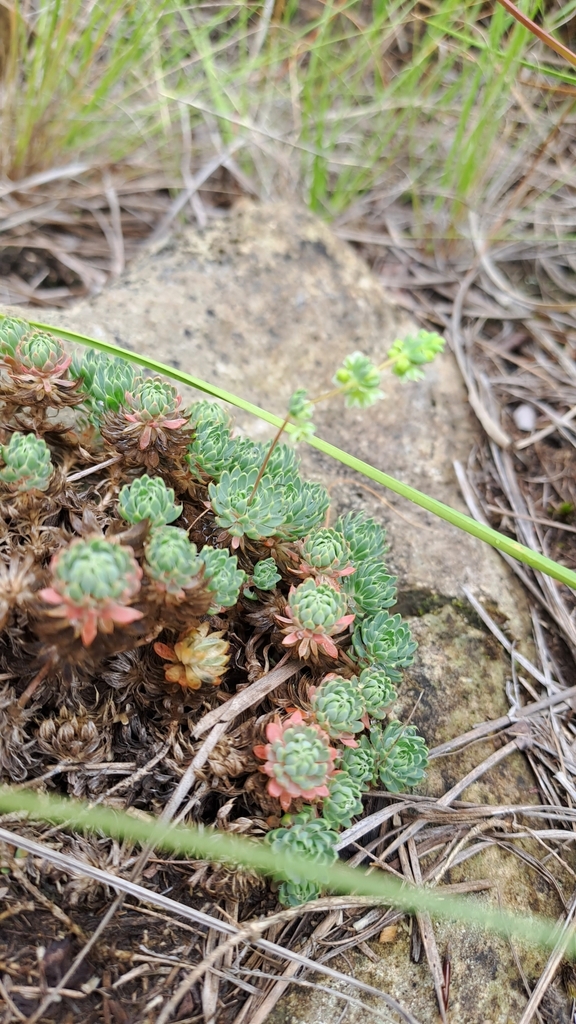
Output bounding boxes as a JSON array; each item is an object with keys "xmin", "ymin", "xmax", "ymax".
[{"xmin": 5, "ymin": 200, "xmax": 567, "ymax": 1023}]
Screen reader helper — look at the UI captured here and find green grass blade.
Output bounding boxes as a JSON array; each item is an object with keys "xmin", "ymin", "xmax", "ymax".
[
  {"xmin": 0, "ymin": 786, "xmax": 573, "ymax": 957},
  {"xmin": 18, "ymin": 316, "xmax": 576, "ymax": 592}
]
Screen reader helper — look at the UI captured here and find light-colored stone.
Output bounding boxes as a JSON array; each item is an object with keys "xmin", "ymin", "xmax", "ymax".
[{"xmin": 6, "ymin": 199, "xmax": 569, "ymax": 1023}]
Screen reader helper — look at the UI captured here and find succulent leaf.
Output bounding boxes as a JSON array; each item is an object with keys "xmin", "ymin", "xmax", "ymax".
[
  {"xmin": 277, "ymin": 480, "xmax": 330, "ymax": 541},
  {"xmin": 299, "ymin": 528, "xmax": 351, "ymax": 576},
  {"xmin": 370, "ymin": 720, "xmax": 429, "ymax": 792},
  {"xmin": 0, "ymin": 432, "xmax": 53, "ymax": 493},
  {"xmin": 118, "ymin": 475, "xmax": 182, "ymax": 528},
  {"xmin": 251, "ymin": 558, "xmax": 281, "ymax": 591},
  {"xmin": 200, "ymin": 546, "xmax": 246, "ymax": 613},
  {"xmin": 144, "ymin": 527, "xmax": 202, "ymax": 596},
  {"xmin": 189, "ymin": 400, "xmax": 232, "ymax": 432},
  {"xmin": 351, "ymin": 611, "xmax": 417, "ymax": 681},
  {"xmin": 186, "ymin": 423, "xmax": 236, "ymax": 480},
  {"xmin": 333, "ymin": 352, "xmax": 383, "ymax": 408},
  {"xmin": 277, "ymin": 879, "xmax": 321, "ymax": 906}
]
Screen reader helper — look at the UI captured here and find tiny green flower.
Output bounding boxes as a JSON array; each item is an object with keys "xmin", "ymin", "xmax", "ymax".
[
  {"xmin": 333, "ymin": 352, "xmax": 383, "ymax": 408},
  {"xmin": 388, "ymin": 330, "xmax": 445, "ymax": 382},
  {"xmin": 0, "ymin": 432, "xmax": 53, "ymax": 493},
  {"xmin": 118, "ymin": 475, "xmax": 183, "ymax": 528},
  {"xmin": 288, "ymin": 388, "xmax": 316, "ymax": 441}
]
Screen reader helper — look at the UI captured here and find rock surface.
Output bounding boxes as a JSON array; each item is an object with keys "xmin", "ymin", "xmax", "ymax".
[{"xmin": 5, "ymin": 200, "xmax": 569, "ymax": 1022}]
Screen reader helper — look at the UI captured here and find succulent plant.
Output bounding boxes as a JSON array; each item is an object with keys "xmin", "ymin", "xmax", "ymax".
[
  {"xmin": 343, "ymin": 559, "xmax": 397, "ymax": 617},
  {"xmin": 144, "ymin": 527, "xmax": 202, "ymax": 597},
  {"xmin": 189, "ymin": 400, "xmax": 232, "ymax": 432},
  {"xmin": 0, "ymin": 432, "xmax": 53, "ymax": 493},
  {"xmin": 288, "ymin": 387, "xmax": 316, "ymax": 442},
  {"xmin": 277, "ymin": 879, "xmax": 322, "ymax": 906},
  {"xmin": 253, "ymin": 709, "xmax": 339, "ymax": 811},
  {"xmin": 0, "ymin": 317, "xmax": 29, "ymax": 357},
  {"xmin": 199, "ymin": 546, "xmax": 246, "ymax": 613},
  {"xmin": 4, "ymin": 331, "xmax": 75, "ymax": 398},
  {"xmin": 230, "ymin": 437, "xmax": 265, "ymax": 475},
  {"xmin": 276, "ymin": 578, "xmax": 354, "ymax": 659},
  {"xmin": 118, "ymin": 474, "xmax": 182, "ymax": 528},
  {"xmin": 38, "ymin": 538, "xmax": 143, "ymax": 646},
  {"xmin": 154, "ymin": 622, "xmax": 230, "ymax": 689},
  {"xmin": 122, "ymin": 377, "xmax": 188, "ymax": 446},
  {"xmin": 357, "ymin": 667, "xmax": 397, "ymax": 719},
  {"xmin": 186, "ymin": 423, "xmax": 236, "ymax": 480},
  {"xmin": 262, "ymin": 441, "xmax": 301, "ymax": 486},
  {"xmin": 251, "ymin": 558, "xmax": 281, "ymax": 591},
  {"xmin": 276, "ymin": 480, "xmax": 330, "ymax": 541},
  {"xmin": 72, "ymin": 349, "xmax": 136, "ymax": 414},
  {"xmin": 310, "ymin": 675, "xmax": 365, "ymax": 743},
  {"xmin": 388, "ymin": 330, "xmax": 445, "ymax": 382},
  {"xmin": 334, "ymin": 511, "xmax": 388, "ymax": 564},
  {"xmin": 266, "ymin": 818, "xmax": 339, "ymax": 906},
  {"xmin": 370, "ymin": 720, "xmax": 429, "ymax": 792},
  {"xmin": 352, "ymin": 611, "xmax": 417, "ymax": 682},
  {"xmin": 322, "ymin": 771, "xmax": 364, "ymax": 828},
  {"xmin": 208, "ymin": 467, "xmax": 285, "ymax": 547},
  {"xmin": 333, "ymin": 352, "xmax": 383, "ymax": 408},
  {"xmin": 340, "ymin": 740, "xmax": 378, "ymax": 790},
  {"xmin": 297, "ymin": 527, "xmax": 353, "ymax": 579}
]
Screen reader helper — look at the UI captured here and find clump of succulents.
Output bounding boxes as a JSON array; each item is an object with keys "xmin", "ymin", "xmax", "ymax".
[
  {"xmin": 0, "ymin": 432, "xmax": 53, "ymax": 494},
  {"xmin": 0, "ymin": 315, "xmax": 441, "ymax": 916}
]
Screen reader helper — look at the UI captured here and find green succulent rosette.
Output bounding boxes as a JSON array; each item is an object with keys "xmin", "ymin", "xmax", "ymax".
[
  {"xmin": 118, "ymin": 474, "xmax": 183, "ymax": 528},
  {"xmin": 199, "ymin": 546, "xmax": 246, "ymax": 613},
  {"xmin": 340, "ymin": 740, "xmax": 378, "ymax": 790},
  {"xmin": 189, "ymin": 400, "xmax": 232, "ymax": 432},
  {"xmin": 322, "ymin": 772, "xmax": 364, "ymax": 828},
  {"xmin": 0, "ymin": 317, "xmax": 29, "ymax": 357},
  {"xmin": 0, "ymin": 432, "xmax": 53, "ymax": 493},
  {"xmin": 334, "ymin": 511, "xmax": 388, "ymax": 564},
  {"xmin": 288, "ymin": 578, "xmax": 348, "ymax": 634},
  {"xmin": 277, "ymin": 480, "xmax": 330, "ymax": 541},
  {"xmin": 208, "ymin": 467, "xmax": 285, "ymax": 542},
  {"xmin": 144, "ymin": 527, "xmax": 202, "ymax": 596},
  {"xmin": 357, "ymin": 666, "xmax": 397, "ymax": 719},
  {"xmin": 300, "ymin": 527, "xmax": 351, "ymax": 574},
  {"xmin": 370, "ymin": 720, "xmax": 428, "ymax": 792},
  {"xmin": 343, "ymin": 559, "xmax": 397, "ymax": 617},
  {"xmin": 352, "ymin": 610, "xmax": 417, "ymax": 682},
  {"xmin": 310, "ymin": 676, "xmax": 365, "ymax": 740}
]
